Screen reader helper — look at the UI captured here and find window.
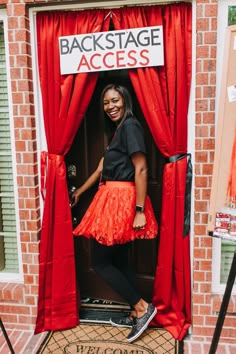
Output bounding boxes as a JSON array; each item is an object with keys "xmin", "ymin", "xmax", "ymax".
[
  {"xmin": 228, "ymin": 6, "xmax": 236, "ymax": 24},
  {"xmin": 0, "ymin": 19, "xmax": 19, "ymax": 274}
]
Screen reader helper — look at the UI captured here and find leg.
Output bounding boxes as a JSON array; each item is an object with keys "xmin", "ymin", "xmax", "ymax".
[
  {"xmin": 112, "ymin": 242, "xmax": 137, "ymax": 290},
  {"xmin": 112, "ymin": 243, "xmax": 148, "ymax": 318},
  {"xmin": 92, "ymin": 240, "xmax": 141, "ymax": 306}
]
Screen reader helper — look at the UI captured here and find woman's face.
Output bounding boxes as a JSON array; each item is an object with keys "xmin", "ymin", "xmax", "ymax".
[{"xmin": 103, "ymin": 88, "xmax": 125, "ymax": 125}]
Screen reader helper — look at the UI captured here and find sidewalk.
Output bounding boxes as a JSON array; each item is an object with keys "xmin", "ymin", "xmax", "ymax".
[{"xmin": 0, "ymin": 326, "xmax": 47, "ymax": 354}]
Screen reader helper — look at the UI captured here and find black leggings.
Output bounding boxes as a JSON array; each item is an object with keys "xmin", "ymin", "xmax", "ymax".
[{"xmin": 92, "ymin": 240, "xmax": 141, "ymax": 306}]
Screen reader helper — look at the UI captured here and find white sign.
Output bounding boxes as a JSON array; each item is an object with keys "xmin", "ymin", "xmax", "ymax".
[
  {"xmin": 227, "ymin": 85, "xmax": 236, "ymax": 102},
  {"xmin": 59, "ymin": 26, "xmax": 164, "ymax": 75}
]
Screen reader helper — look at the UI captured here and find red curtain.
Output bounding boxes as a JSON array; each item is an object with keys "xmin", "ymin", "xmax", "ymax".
[
  {"xmin": 35, "ymin": 10, "xmax": 110, "ymax": 333},
  {"xmin": 112, "ymin": 4, "xmax": 192, "ymax": 340}
]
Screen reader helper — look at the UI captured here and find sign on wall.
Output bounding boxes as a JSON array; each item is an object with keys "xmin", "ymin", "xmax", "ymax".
[{"xmin": 59, "ymin": 26, "xmax": 164, "ymax": 75}]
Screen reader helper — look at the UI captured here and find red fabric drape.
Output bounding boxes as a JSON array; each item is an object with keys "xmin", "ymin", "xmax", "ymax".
[
  {"xmin": 112, "ymin": 4, "xmax": 192, "ymax": 340},
  {"xmin": 35, "ymin": 10, "xmax": 110, "ymax": 333}
]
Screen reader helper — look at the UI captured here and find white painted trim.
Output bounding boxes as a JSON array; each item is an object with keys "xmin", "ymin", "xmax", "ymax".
[
  {"xmin": 212, "ymin": 0, "xmax": 236, "ymax": 295},
  {"xmin": 0, "ymin": 10, "xmax": 23, "ymax": 282},
  {"xmin": 30, "ymin": 0, "xmax": 191, "ymax": 12},
  {"xmin": 187, "ymin": 0, "xmax": 196, "ymax": 335},
  {"xmin": 29, "ymin": 10, "xmax": 47, "ymax": 222}
]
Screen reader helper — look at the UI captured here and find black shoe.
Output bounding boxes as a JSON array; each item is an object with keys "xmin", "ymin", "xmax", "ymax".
[
  {"xmin": 110, "ymin": 316, "xmax": 133, "ymax": 328},
  {"xmin": 127, "ymin": 304, "xmax": 157, "ymax": 343}
]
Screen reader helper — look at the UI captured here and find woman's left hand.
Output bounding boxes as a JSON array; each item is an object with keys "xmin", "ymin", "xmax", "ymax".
[{"xmin": 133, "ymin": 212, "xmax": 146, "ymax": 231}]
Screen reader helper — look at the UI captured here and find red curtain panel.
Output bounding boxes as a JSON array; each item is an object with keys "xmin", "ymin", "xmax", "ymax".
[
  {"xmin": 112, "ymin": 3, "xmax": 192, "ymax": 340},
  {"xmin": 35, "ymin": 10, "xmax": 110, "ymax": 334}
]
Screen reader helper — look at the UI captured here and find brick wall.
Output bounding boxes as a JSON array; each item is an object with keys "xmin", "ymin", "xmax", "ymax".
[
  {"xmin": 0, "ymin": 0, "xmax": 236, "ymax": 352},
  {"xmin": 0, "ymin": 0, "xmax": 40, "ymax": 331}
]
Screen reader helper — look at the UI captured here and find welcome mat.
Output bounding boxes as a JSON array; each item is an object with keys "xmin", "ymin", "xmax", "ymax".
[{"xmin": 37, "ymin": 323, "xmax": 180, "ymax": 354}]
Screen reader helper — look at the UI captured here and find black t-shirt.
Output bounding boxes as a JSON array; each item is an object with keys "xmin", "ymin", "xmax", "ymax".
[{"xmin": 102, "ymin": 116, "xmax": 146, "ymax": 182}]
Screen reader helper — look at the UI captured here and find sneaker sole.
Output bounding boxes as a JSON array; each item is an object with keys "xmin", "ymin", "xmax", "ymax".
[
  {"xmin": 127, "ymin": 307, "xmax": 157, "ymax": 343},
  {"xmin": 110, "ymin": 319, "xmax": 132, "ymax": 328}
]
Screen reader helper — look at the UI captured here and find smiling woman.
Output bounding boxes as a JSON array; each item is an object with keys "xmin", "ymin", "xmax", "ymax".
[{"xmin": 72, "ymin": 83, "xmax": 158, "ymax": 343}]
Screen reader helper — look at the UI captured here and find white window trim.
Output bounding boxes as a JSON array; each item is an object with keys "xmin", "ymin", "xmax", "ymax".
[
  {"xmin": 29, "ymin": 0, "xmax": 192, "ymax": 12},
  {"xmin": 189, "ymin": 0, "xmax": 196, "ymax": 302},
  {"xmin": 0, "ymin": 10, "xmax": 23, "ymax": 282},
  {"xmin": 212, "ymin": 0, "xmax": 236, "ymax": 294}
]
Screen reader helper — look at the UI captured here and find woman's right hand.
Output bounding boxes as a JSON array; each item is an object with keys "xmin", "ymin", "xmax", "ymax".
[
  {"xmin": 70, "ymin": 157, "xmax": 104, "ymax": 208},
  {"xmin": 71, "ymin": 189, "xmax": 80, "ymax": 207}
]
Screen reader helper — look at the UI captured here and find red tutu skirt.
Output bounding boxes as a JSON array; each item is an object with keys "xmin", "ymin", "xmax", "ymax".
[{"xmin": 73, "ymin": 181, "xmax": 158, "ymax": 246}]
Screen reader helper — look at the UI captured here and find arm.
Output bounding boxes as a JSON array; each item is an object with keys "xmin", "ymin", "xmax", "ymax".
[
  {"xmin": 71, "ymin": 157, "xmax": 104, "ymax": 207},
  {"xmin": 131, "ymin": 152, "xmax": 147, "ymax": 230}
]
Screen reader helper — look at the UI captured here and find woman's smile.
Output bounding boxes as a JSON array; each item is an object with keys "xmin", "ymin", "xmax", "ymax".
[{"xmin": 103, "ymin": 88, "xmax": 125, "ymax": 124}]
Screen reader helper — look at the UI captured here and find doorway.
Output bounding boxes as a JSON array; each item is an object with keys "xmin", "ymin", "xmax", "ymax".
[{"xmin": 65, "ymin": 70, "xmax": 165, "ymax": 306}]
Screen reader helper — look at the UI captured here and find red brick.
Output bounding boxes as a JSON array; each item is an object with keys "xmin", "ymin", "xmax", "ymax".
[
  {"xmin": 20, "ymin": 232, "xmax": 31, "ymax": 242},
  {"xmin": 26, "ymin": 221, "xmax": 40, "ymax": 231},
  {"xmin": 196, "ymin": 99, "xmax": 209, "ymax": 111},
  {"xmin": 205, "ymin": 4, "xmax": 218, "ymax": 17},
  {"xmin": 202, "ymin": 188, "xmax": 211, "ymax": 199},
  {"xmin": 210, "ymin": 125, "xmax": 215, "ymax": 137},
  {"xmin": 7, "ymin": 17, "xmax": 19, "ymax": 29},
  {"xmin": 19, "ymin": 210, "xmax": 30, "ymax": 219},
  {"xmin": 194, "ymin": 225, "xmax": 208, "ymax": 235},
  {"xmin": 196, "ymin": 46, "xmax": 210, "ymax": 58},
  {"xmin": 27, "ymin": 243, "xmax": 39, "ymax": 253},
  {"xmin": 12, "ymin": 92, "xmax": 23, "ymax": 103},
  {"xmin": 194, "ymin": 271, "xmax": 205, "ymax": 282},
  {"xmin": 198, "ymin": 260, "xmax": 212, "ymax": 271},
  {"xmin": 203, "ymin": 138, "xmax": 215, "ymax": 150},
  {"xmin": 25, "ymin": 198, "xmax": 40, "ymax": 209},
  {"xmin": 203, "ymin": 85, "xmax": 215, "ymax": 98},
  {"xmin": 202, "ymin": 164, "xmax": 213, "ymax": 175},
  {"xmin": 193, "ymin": 315, "xmax": 204, "ymax": 325},
  {"xmin": 197, "ymin": 18, "xmax": 209, "ymax": 31},
  {"xmin": 195, "ymin": 201, "xmax": 208, "ymax": 211},
  {"xmin": 195, "ymin": 138, "xmax": 203, "ymax": 150},
  {"xmin": 25, "ymin": 296, "xmax": 36, "ymax": 305},
  {"xmin": 203, "ymin": 59, "xmax": 216, "ymax": 72},
  {"xmin": 196, "ymin": 125, "xmax": 209, "ymax": 137},
  {"xmin": 193, "ymin": 326, "xmax": 214, "ymax": 336},
  {"xmin": 195, "ymin": 176, "xmax": 208, "ymax": 188},
  {"xmin": 12, "ymin": 3, "xmax": 26, "ymax": 16},
  {"xmin": 204, "ymin": 31, "xmax": 217, "ymax": 44},
  {"xmin": 196, "ymin": 72, "xmax": 209, "ymax": 85},
  {"xmin": 200, "ymin": 283, "xmax": 211, "ymax": 293},
  {"xmin": 194, "ymin": 248, "xmax": 206, "ymax": 258}
]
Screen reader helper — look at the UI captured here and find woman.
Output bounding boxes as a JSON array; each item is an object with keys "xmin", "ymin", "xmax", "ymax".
[{"xmin": 72, "ymin": 84, "xmax": 158, "ymax": 343}]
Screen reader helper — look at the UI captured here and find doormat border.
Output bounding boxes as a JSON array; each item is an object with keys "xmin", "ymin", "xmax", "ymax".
[{"xmin": 36, "ymin": 322, "xmax": 182, "ymax": 354}]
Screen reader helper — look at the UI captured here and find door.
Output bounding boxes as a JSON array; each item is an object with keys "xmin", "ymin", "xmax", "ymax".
[{"xmin": 65, "ymin": 70, "xmax": 164, "ymax": 304}]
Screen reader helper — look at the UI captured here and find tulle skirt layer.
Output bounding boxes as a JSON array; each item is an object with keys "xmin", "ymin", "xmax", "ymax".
[{"xmin": 73, "ymin": 181, "xmax": 158, "ymax": 246}]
